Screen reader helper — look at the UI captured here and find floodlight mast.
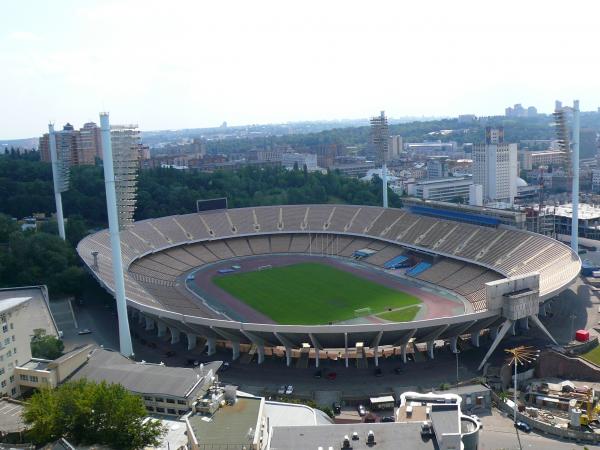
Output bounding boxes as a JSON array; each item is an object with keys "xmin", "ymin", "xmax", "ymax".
[
  {"xmin": 571, "ymin": 100, "xmax": 580, "ymax": 254},
  {"xmin": 48, "ymin": 123, "xmax": 66, "ymax": 240},
  {"xmin": 100, "ymin": 112, "xmax": 134, "ymax": 358}
]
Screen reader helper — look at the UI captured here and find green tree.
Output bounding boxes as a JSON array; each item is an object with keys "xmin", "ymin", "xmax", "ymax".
[
  {"xmin": 23, "ymin": 379, "xmax": 166, "ymax": 449},
  {"xmin": 30, "ymin": 329, "xmax": 64, "ymax": 359}
]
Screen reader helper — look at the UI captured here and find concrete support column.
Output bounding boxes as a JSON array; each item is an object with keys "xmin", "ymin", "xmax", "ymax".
[
  {"xmin": 539, "ymin": 304, "xmax": 547, "ymax": 318},
  {"xmin": 145, "ymin": 316, "xmax": 155, "ymax": 331},
  {"xmin": 186, "ymin": 333, "xmax": 197, "ymax": 350},
  {"xmin": 427, "ymin": 341, "xmax": 435, "ymax": 359},
  {"xmin": 471, "ymin": 331, "xmax": 480, "ymax": 348},
  {"xmin": 510, "ymin": 321, "xmax": 517, "ymax": 336},
  {"xmin": 401, "ymin": 344, "xmax": 408, "ymax": 363},
  {"xmin": 232, "ymin": 341, "xmax": 240, "ymax": 361},
  {"xmin": 170, "ymin": 328, "xmax": 180, "ymax": 344},
  {"xmin": 206, "ymin": 336, "xmax": 216, "ymax": 356},
  {"xmin": 489, "ymin": 326, "xmax": 499, "ymax": 340},
  {"xmin": 344, "ymin": 333, "xmax": 349, "ymax": 368},
  {"xmin": 374, "ymin": 346, "xmax": 380, "ymax": 367},
  {"xmin": 157, "ymin": 321, "xmax": 167, "ymax": 337},
  {"xmin": 315, "ymin": 349, "xmax": 320, "ymax": 368},
  {"xmin": 450, "ymin": 336, "xmax": 458, "ymax": 354},
  {"xmin": 284, "ymin": 346, "xmax": 292, "ymax": 367},
  {"xmin": 519, "ymin": 317, "xmax": 529, "ymax": 331},
  {"xmin": 257, "ymin": 345, "xmax": 265, "ymax": 364}
]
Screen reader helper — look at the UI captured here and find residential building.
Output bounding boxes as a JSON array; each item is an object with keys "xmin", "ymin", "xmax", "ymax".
[
  {"xmin": 505, "ymin": 103, "xmax": 537, "ymax": 117},
  {"xmin": 472, "ymin": 127, "xmax": 517, "ymax": 204},
  {"xmin": 0, "ymin": 286, "xmax": 59, "ymax": 398},
  {"xmin": 39, "ymin": 122, "xmax": 103, "ymax": 165},
  {"xmin": 388, "ymin": 135, "xmax": 403, "ymax": 159},
  {"xmin": 406, "ymin": 141, "xmax": 458, "ymax": 158},
  {"xmin": 407, "ymin": 176, "xmax": 472, "ymax": 203},
  {"xmin": 458, "ymin": 114, "xmax": 477, "ymax": 123}
]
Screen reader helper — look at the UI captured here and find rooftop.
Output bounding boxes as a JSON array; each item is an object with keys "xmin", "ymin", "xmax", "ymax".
[
  {"xmin": 269, "ymin": 422, "xmax": 439, "ymax": 450},
  {"xmin": 187, "ymin": 396, "xmax": 262, "ymax": 448},
  {"xmin": 0, "ymin": 399, "xmax": 26, "ymax": 433},
  {"xmin": 0, "ymin": 297, "xmax": 29, "ymax": 314},
  {"xmin": 0, "ymin": 286, "xmax": 58, "ymax": 337},
  {"xmin": 70, "ymin": 348, "xmax": 220, "ymax": 399}
]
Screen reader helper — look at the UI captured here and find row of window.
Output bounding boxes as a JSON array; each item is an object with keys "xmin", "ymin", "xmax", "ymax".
[
  {"xmin": 19, "ymin": 374, "xmax": 46, "ymax": 383},
  {"xmin": 146, "ymin": 406, "xmax": 187, "ymax": 415},
  {"xmin": 1, "ymin": 323, "xmax": 14, "ymax": 334},
  {"xmin": 0, "ymin": 348, "xmax": 17, "ymax": 361},
  {"xmin": 143, "ymin": 396, "xmax": 187, "ymax": 405}
]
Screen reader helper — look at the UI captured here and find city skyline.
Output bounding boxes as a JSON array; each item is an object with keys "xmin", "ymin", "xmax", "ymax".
[{"xmin": 2, "ymin": 0, "xmax": 600, "ymax": 139}]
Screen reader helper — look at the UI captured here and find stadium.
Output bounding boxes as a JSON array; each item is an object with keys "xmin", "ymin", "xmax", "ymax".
[{"xmin": 77, "ymin": 204, "xmax": 581, "ymax": 368}]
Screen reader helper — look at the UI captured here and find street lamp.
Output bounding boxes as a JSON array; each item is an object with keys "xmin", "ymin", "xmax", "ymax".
[{"xmin": 505, "ymin": 346, "xmax": 540, "ymax": 424}]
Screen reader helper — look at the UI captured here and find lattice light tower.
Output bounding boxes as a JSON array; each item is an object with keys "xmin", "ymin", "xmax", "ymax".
[
  {"xmin": 100, "ymin": 112, "xmax": 139, "ymax": 358},
  {"xmin": 553, "ymin": 100, "xmax": 580, "ymax": 253},
  {"xmin": 48, "ymin": 123, "xmax": 71, "ymax": 240},
  {"xmin": 370, "ymin": 111, "xmax": 390, "ymax": 208}
]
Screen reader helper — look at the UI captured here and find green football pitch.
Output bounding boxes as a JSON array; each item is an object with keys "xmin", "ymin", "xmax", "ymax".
[{"xmin": 212, "ymin": 262, "xmax": 422, "ymax": 325}]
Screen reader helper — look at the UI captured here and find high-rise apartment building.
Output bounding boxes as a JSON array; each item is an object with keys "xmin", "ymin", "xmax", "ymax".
[
  {"xmin": 39, "ymin": 122, "xmax": 103, "ymax": 166},
  {"xmin": 388, "ymin": 135, "xmax": 403, "ymax": 159},
  {"xmin": 472, "ymin": 127, "xmax": 517, "ymax": 204}
]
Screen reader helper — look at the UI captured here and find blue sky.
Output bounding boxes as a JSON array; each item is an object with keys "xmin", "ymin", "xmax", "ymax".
[{"xmin": 2, "ymin": 0, "xmax": 599, "ymax": 138}]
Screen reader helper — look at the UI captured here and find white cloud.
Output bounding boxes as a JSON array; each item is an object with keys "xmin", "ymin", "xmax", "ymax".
[{"xmin": 7, "ymin": 31, "xmax": 39, "ymax": 42}]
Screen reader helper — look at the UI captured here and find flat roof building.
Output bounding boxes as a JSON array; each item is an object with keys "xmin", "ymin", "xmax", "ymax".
[{"xmin": 407, "ymin": 176, "xmax": 473, "ymax": 203}]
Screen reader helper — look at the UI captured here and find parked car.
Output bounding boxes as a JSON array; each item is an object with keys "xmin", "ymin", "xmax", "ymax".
[
  {"xmin": 285, "ymin": 385, "xmax": 294, "ymax": 395},
  {"xmin": 77, "ymin": 329, "xmax": 92, "ymax": 335},
  {"xmin": 332, "ymin": 402, "xmax": 341, "ymax": 415},
  {"xmin": 277, "ymin": 385, "xmax": 286, "ymax": 395},
  {"xmin": 514, "ymin": 421, "xmax": 531, "ymax": 433},
  {"xmin": 313, "ymin": 369, "xmax": 322, "ymax": 379},
  {"xmin": 381, "ymin": 416, "xmax": 395, "ymax": 423},
  {"xmin": 357, "ymin": 404, "xmax": 367, "ymax": 416}
]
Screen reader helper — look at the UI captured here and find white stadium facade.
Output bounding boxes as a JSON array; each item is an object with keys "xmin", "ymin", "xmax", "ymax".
[{"xmin": 77, "ymin": 204, "xmax": 581, "ymax": 369}]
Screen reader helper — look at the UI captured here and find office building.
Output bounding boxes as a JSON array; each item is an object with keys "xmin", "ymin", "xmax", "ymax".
[
  {"xmin": 281, "ymin": 152, "xmax": 318, "ymax": 171},
  {"xmin": 406, "ymin": 141, "xmax": 458, "ymax": 158},
  {"xmin": 407, "ymin": 176, "xmax": 473, "ymax": 203},
  {"xmin": 0, "ymin": 286, "xmax": 59, "ymax": 398},
  {"xmin": 520, "ymin": 149, "xmax": 565, "ymax": 170},
  {"xmin": 472, "ymin": 127, "xmax": 517, "ymax": 204},
  {"xmin": 426, "ymin": 156, "xmax": 449, "ymax": 178}
]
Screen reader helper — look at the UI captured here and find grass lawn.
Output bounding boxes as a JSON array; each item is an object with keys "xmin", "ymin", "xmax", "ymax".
[
  {"xmin": 212, "ymin": 262, "xmax": 421, "ymax": 325},
  {"xmin": 376, "ymin": 305, "xmax": 421, "ymax": 322},
  {"xmin": 581, "ymin": 346, "xmax": 600, "ymax": 366}
]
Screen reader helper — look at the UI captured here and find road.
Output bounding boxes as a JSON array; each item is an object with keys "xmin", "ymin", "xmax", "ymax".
[{"xmin": 479, "ymin": 409, "xmax": 598, "ymax": 450}]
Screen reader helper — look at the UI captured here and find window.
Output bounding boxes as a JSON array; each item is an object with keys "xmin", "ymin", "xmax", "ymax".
[
  {"xmin": 146, "ymin": 406, "xmax": 154, "ymax": 412},
  {"xmin": 3, "ymin": 339, "xmax": 9, "ymax": 345},
  {"xmin": 1, "ymin": 381, "xmax": 6, "ymax": 388},
  {"xmin": 155, "ymin": 397, "xmax": 164, "ymax": 403},
  {"xmin": 6, "ymin": 351, "xmax": 11, "ymax": 358},
  {"xmin": 177, "ymin": 400, "xmax": 187, "ymax": 405},
  {"xmin": 9, "ymin": 323, "xmax": 13, "ymax": 330},
  {"xmin": 156, "ymin": 407, "xmax": 165, "ymax": 413},
  {"xmin": 20, "ymin": 374, "xmax": 27, "ymax": 381},
  {"xmin": 178, "ymin": 410, "xmax": 187, "ymax": 415},
  {"xmin": 167, "ymin": 408, "xmax": 176, "ymax": 415},
  {"xmin": 29, "ymin": 376, "xmax": 38, "ymax": 383},
  {"xmin": 1, "ymin": 326, "xmax": 6, "ymax": 333},
  {"xmin": 166, "ymin": 398, "xmax": 175, "ymax": 404},
  {"xmin": 10, "ymin": 387, "xmax": 16, "ymax": 396},
  {"xmin": 11, "ymin": 336, "xmax": 14, "ymax": 342},
  {"xmin": 13, "ymin": 348, "xmax": 16, "ymax": 354},
  {"xmin": 144, "ymin": 396, "xmax": 153, "ymax": 401},
  {"xmin": 0, "ymin": 368, "xmax": 4, "ymax": 376},
  {"xmin": 9, "ymin": 375, "xmax": 13, "ymax": 383}
]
